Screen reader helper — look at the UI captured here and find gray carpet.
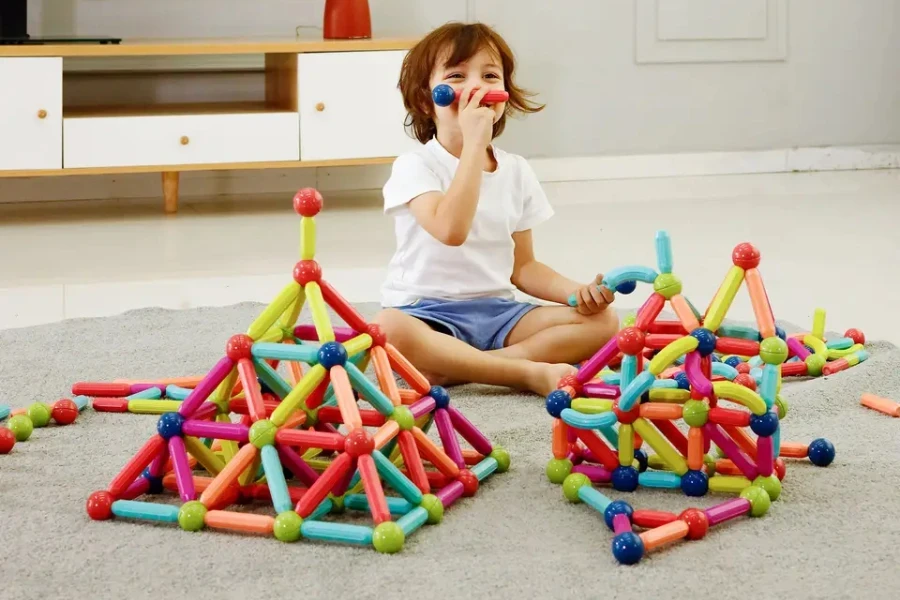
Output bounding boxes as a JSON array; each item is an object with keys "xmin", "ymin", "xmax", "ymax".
[{"xmin": 1, "ymin": 302, "xmax": 900, "ymax": 600}]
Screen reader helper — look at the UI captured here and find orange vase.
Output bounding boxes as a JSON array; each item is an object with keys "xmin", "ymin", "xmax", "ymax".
[{"xmin": 323, "ymin": 0, "xmax": 372, "ymax": 39}]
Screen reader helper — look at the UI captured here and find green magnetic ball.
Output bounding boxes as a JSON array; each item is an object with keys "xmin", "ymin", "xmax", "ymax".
[
  {"xmin": 775, "ymin": 395, "xmax": 788, "ymax": 419},
  {"xmin": 26, "ymin": 403, "xmax": 51, "ymax": 428},
  {"xmin": 752, "ymin": 474, "xmax": 782, "ymax": 501},
  {"xmin": 390, "ymin": 405, "xmax": 415, "ymax": 431},
  {"xmin": 8, "ymin": 415, "xmax": 33, "ymax": 441},
  {"xmin": 759, "ymin": 337, "xmax": 788, "ymax": 365},
  {"xmin": 372, "ymin": 521, "xmax": 405, "ymax": 554},
  {"xmin": 682, "ymin": 400, "xmax": 709, "ymax": 427},
  {"xmin": 177, "ymin": 501, "xmax": 207, "ymax": 531},
  {"xmin": 273, "ymin": 511, "xmax": 303, "ymax": 542},
  {"xmin": 653, "ymin": 273, "xmax": 682, "ymax": 300},
  {"xmin": 545, "ymin": 458, "xmax": 573, "ymax": 484},
  {"xmin": 420, "ymin": 494, "xmax": 444, "ymax": 524},
  {"xmin": 623, "ymin": 313, "xmax": 637, "ymax": 328},
  {"xmin": 805, "ymin": 354, "xmax": 826, "ymax": 377},
  {"xmin": 248, "ymin": 419, "xmax": 277, "ymax": 448},
  {"xmin": 740, "ymin": 485, "xmax": 771, "ymax": 517},
  {"xmin": 562, "ymin": 472, "xmax": 591, "ymax": 503},
  {"xmin": 489, "ymin": 447, "xmax": 511, "ymax": 473}
]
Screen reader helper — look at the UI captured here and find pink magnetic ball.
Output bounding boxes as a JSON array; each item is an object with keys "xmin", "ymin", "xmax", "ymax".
[
  {"xmin": 293, "ymin": 188, "xmax": 323, "ymax": 217},
  {"xmin": 731, "ymin": 243, "xmax": 761, "ymax": 269},
  {"xmin": 226, "ymin": 334, "xmax": 254, "ymax": 361}
]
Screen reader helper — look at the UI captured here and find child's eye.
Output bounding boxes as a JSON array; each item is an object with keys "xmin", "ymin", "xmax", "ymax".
[
  {"xmin": 446, "ymin": 73, "xmax": 464, "ymax": 79},
  {"xmin": 485, "ymin": 73, "xmax": 500, "ymax": 79}
]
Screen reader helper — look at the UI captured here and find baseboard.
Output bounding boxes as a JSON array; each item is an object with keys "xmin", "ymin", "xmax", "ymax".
[{"xmin": 1, "ymin": 144, "xmax": 897, "ymax": 204}]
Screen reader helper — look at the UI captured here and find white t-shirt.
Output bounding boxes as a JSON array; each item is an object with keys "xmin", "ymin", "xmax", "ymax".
[{"xmin": 380, "ymin": 137, "xmax": 554, "ymax": 307}]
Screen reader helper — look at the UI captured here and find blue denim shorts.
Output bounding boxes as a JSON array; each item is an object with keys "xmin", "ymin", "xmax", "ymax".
[{"xmin": 396, "ymin": 297, "xmax": 539, "ymax": 351}]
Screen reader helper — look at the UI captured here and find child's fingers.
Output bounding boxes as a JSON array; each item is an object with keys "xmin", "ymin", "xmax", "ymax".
[
  {"xmin": 598, "ymin": 286, "xmax": 615, "ymax": 304},
  {"xmin": 588, "ymin": 285, "xmax": 608, "ymax": 308},
  {"xmin": 466, "ymin": 87, "xmax": 490, "ymax": 110}
]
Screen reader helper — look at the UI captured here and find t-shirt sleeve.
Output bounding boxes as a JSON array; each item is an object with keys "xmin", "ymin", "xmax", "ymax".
[
  {"xmin": 515, "ymin": 157, "xmax": 554, "ymax": 232},
  {"xmin": 382, "ymin": 153, "xmax": 444, "ymax": 215}
]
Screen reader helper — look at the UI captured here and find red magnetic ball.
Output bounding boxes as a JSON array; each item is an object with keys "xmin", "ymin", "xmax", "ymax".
[
  {"xmin": 734, "ymin": 373, "xmax": 757, "ymax": 391},
  {"xmin": 457, "ymin": 469, "xmax": 479, "ymax": 497},
  {"xmin": 292, "ymin": 260, "xmax": 322, "ymax": 285},
  {"xmin": 52, "ymin": 398, "xmax": 79, "ymax": 425},
  {"xmin": 557, "ymin": 373, "xmax": 583, "ymax": 395},
  {"xmin": 225, "ymin": 334, "xmax": 254, "ymax": 361},
  {"xmin": 616, "ymin": 327, "xmax": 646, "ymax": 356},
  {"xmin": 343, "ymin": 428, "xmax": 375, "ymax": 457},
  {"xmin": 613, "ymin": 405, "xmax": 640, "ymax": 425},
  {"xmin": 0, "ymin": 427, "xmax": 15, "ymax": 454},
  {"xmin": 86, "ymin": 490, "xmax": 114, "ymax": 520},
  {"xmin": 366, "ymin": 323, "xmax": 387, "ymax": 347},
  {"xmin": 293, "ymin": 187, "xmax": 323, "ymax": 217},
  {"xmin": 774, "ymin": 458, "xmax": 787, "ymax": 481},
  {"xmin": 679, "ymin": 508, "xmax": 709, "ymax": 540},
  {"xmin": 844, "ymin": 328, "xmax": 865, "ymax": 345},
  {"xmin": 732, "ymin": 243, "xmax": 761, "ymax": 269},
  {"xmin": 735, "ymin": 362, "xmax": 751, "ymax": 374}
]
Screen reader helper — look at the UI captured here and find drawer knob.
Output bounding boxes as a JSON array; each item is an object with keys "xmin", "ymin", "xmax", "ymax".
[
  {"xmin": 37, "ymin": 109, "xmax": 47, "ymax": 119},
  {"xmin": 315, "ymin": 102, "xmax": 325, "ymax": 112},
  {"xmin": 180, "ymin": 136, "xmax": 190, "ymax": 145}
]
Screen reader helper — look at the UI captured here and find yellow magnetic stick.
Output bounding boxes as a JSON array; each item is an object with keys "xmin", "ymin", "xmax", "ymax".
[
  {"xmin": 239, "ymin": 453, "xmax": 261, "ymax": 486},
  {"xmin": 300, "ymin": 216, "xmax": 316, "ymax": 260},
  {"xmin": 128, "ymin": 400, "xmax": 182, "ymax": 414},
  {"xmin": 215, "ymin": 413, "xmax": 239, "ymax": 462},
  {"xmin": 648, "ymin": 336, "xmax": 699, "ymax": 376},
  {"xmin": 704, "ymin": 266, "xmax": 745, "ymax": 331},
  {"xmin": 647, "ymin": 454, "xmax": 670, "ymax": 471},
  {"xmin": 708, "ymin": 476, "xmax": 752, "ymax": 493},
  {"xmin": 571, "ymin": 399, "xmax": 614, "ymax": 414},
  {"xmin": 712, "ymin": 381, "xmax": 767, "ymax": 415},
  {"xmin": 648, "ymin": 389, "xmax": 691, "ymax": 403},
  {"xmin": 280, "ymin": 287, "xmax": 307, "ymax": 330},
  {"xmin": 619, "ymin": 424, "xmax": 634, "ymax": 467},
  {"xmin": 183, "ymin": 436, "xmax": 226, "ymax": 475},
  {"xmin": 247, "ymin": 282, "xmax": 302, "ymax": 341},
  {"xmin": 802, "ymin": 334, "xmax": 828, "ymax": 356},
  {"xmin": 304, "ymin": 282, "xmax": 335, "ymax": 343},
  {"xmin": 828, "ymin": 343, "xmax": 864, "ymax": 359},
  {"xmin": 343, "ymin": 333, "xmax": 373, "ymax": 358},
  {"xmin": 210, "ymin": 368, "xmax": 238, "ymax": 409},
  {"xmin": 812, "ymin": 308, "xmax": 826, "ymax": 341},
  {"xmin": 271, "ymin": 364, "xmax": 326, "ymax": 427},
  {"xmin": 633, "ymin": 418, "xmax": 688, "ymax": 475}
]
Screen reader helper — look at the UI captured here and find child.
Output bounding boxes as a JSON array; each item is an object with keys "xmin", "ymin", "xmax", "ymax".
[{"xmin": 375, "ymin": 22, "xmax": 618, "ymax": 397}]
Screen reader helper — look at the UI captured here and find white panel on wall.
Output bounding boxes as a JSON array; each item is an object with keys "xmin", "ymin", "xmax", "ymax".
[{"xmin": 636, "ymin": 0, "xmax": 788, "ymax": 63}]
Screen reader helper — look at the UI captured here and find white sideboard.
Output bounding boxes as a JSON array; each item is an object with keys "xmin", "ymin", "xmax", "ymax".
[{"xmin": 0, "ymin": 37, "xmax": 420, "ymax": 213}]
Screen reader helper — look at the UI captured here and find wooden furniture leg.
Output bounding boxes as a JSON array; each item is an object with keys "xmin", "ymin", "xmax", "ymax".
[{"xmin": 162, "ymin": 172, "xmax": 179, "ymax": 214}]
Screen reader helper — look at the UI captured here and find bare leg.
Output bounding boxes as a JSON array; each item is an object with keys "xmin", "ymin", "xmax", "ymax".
[{"xmin": 374, "ymin": 309, "xmax": 575, "ymax": 396}]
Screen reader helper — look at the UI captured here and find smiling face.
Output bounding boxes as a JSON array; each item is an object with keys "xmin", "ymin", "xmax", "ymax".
[{"xmin": 429, "ymin": 44, "xmax": 508, "ymax": 137}]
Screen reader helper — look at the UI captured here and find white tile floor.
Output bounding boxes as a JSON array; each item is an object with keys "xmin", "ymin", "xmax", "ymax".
[{"xmin": 1, "ymin": 169, "xmax": 899, "ymax": 346}]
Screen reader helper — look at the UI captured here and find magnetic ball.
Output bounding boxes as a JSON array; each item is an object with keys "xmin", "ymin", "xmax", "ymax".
[
  {"xmin": 749, "ymin": 411, "xmax": 779, "ymax": 437},
  {"xmin": 563, "ymin": 472, "xmax": 591, "ymax": 502},
  {"xmin": 604, "ymin": 500, "xmax": 634, "ymax": 531},
  {"xmin": 225, "ymin": 333, "xmax": 254, "ymax": 361},
  {"xmin": 736, "ymin": 362, "xmax": 751, "ymax": 375},
  {"xmin": 804, "ymin": 353, "xmax": 827, "ymax": 377},
  {"xmin": 26, "ymin": 403, "xmax": 51, "ymax": 427},
  {"xmin": 156, "ymin": 411, "xmax": 185, "ymax": 440},
  {"xmin": 807, "ymin": 438, "xmax": 835, "ymax": 467},
  {"xmin": 844, "ymin": 328, "xmax": 866, "ymax": 345},
  {"xmin": 678, "ymin": 508, "xmax": 709, "ymax": 540},
  {"xmin": 317, "ymin": 341, "xmax": 348, "ymax": 369},
  {"xmin": 732, "ymin": 242, "xmax": 760, "ymax": 269},
  {"xmin": 292, "ymin": 187, "xmax": 323, "ymax": 217},
  {"xmin": 557, "ymin": 373, "xmax": 582, "ymax": 395},
  {"xmin": 372, "ymin": 521, "xmax": 405, "ymax": 554},
  {"xmin": 366, "ymin": 323, "xmax": 387, "ymax": 347},
  {"xmin": 652, "ymin": 273, "xmax": 682, "ymax": 300},
  {"xmin": 177, "ymin": 501, "xmax": 208, "ymax": 532},
  {"xmin": 429, "ymin": 385, "xmax": 452, "ymax": 409},
  {"xmin": 51, "ymin": 399, "xmax": 79, "ymax": 425},
  {"xmin": 616, "ymin": 280, "xmax": 637, "ymax": 295},
  {"xmin": 611, "ymin": 532, "xmax": 644, "ymax": 565},
  {"xmin": 759, "ymin": 336, "xmax": 788, "ymax": 365},
  {"xmin": 690, "ymin": 328, "xmax": 717, "ymax": 357},
  {"xmin": 674, "ymin": 372, "xmax": 690, "ymax": 390},
  {"xmin": 86, "ymin": 490, "xmax": 114, "ymax": 520},
  {"xmin": 611, "ymin": 466, "xmax": 640, "ymax": 492},
  {"xmin": 292, "ymin": 260, "xmax": 322, "ymax": 285},
  {"xmin": 725, "ymin": 356, "xmax": 742, "ymax": 368},
  {"xmin": 616, "ymin": 327, "xmax": 646, "ymax": 356},
  {"xmin": 489, "ymin": 447, "xmax": 511, "ymax": 473},
  {"xmin": 739, "ymin": 485, "xmax": 771, "ymax": 517},
  {"xmin": 420, "ymin": 494, "xmax": 444, "ymax": 524},
  {"xmin": 682, "ymin": 400, "xmax": 709, "ymax": 427},
  {"xmin": 141, "ymin": 468, "xmax": 165, "ymax": 494},
  {"xmin": 249, "ymin": 419, "xmax": 278, "ymax": 448},
  {"xmin": 634, "ymin": 449, "xmax": 649, "ymax": 473},
  {"xmin": 431, "ymin": 83, "xmax": 456, "ymax": 107},
  {"xmin": 752, "ymin": 474, "xmax": 782, "ymax": 501},
  {"xmin": 7, "ymin": 415, "xmax": 33, "ymax": 442},
  {"xmin": 545, "ymin": 389, "xmax": 572, "ymax": 418},
  {"xmin": 680, "ymin": 470, "xmax": 709, "ymax": 497},
  {"xmin": 457, "ymin": 469, "xmax": 479, "ymax": 497},
  {"xmin": 774, "ymin": 458, "xmax": 787, "ymax": 481},
  {"xmin": 343, "ymin": 428, "xmax": 375, "ymax": 457},
  {"xmin": 545, "ymin": 458, "xmax": 573, "ymax": 484},
  {"xmin": 273, "ymin": 511, "xmax": 303, "ymax": 542},
  {"xmin": 734, "ymin": 373, "xmax": 757, "ymax": 391},
  {"xmin": 390, "ymin": 405, "xmax": 415, "ymax": 431},
  {"xmin": 0, "ymin": 428, "xmax": 15, "ymax": 454}
]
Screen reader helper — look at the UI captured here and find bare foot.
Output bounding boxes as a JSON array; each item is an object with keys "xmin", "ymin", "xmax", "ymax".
[{"xmin": 525, "ymin": 362, "xmax": 578, "ymax": 397}]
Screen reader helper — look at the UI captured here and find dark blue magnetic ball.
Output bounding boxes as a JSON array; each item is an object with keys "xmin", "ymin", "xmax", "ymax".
[
  {"xmin": 674, "ymin": 372, "xmax": 691, "ymax": 390},
  {"xmin": 156, "ymin": 411, "xmax": 185, "ymax": 440},
  {"xmin": 725, "ymin": 356, "xmax": 742, "ymax": 368},
  {"xmin": 545, "ymin": 389, "xmax": 572, "ymax": 418},
  {"xmin": 432, "ymin": 84, "xmax": 456, "ymax": 107},
  {"xmin": 317, "ymin": 341, "xmax": 348, "ymax": 369},
  {"xmin": 611, "ymin": 466, "xmax": 640, "ymax": 492},
  {"xmin": 680, "ymin": 469, "xmax": 709, "ymax": 497},
  {"xmin": 750, "ymin": 411, "xmax": 779, "ymax": 437},
  {"xmin": 634, "ymin": 449, "xmax": 649, "ymax": 472},
  {"xmin": 808, "ymin": 438, "xmax": 835, "ymax": 467},
  {"xmin": 430, "ymin": 385, "xmax": 452, "ymax": 409},
  {"xmin": 604, "ymin": 500, "xmax": 634, "ymax": 531},
  {"xmin": 690, "ymin": 328, "xmax": 718, "ymax": 357},
  {"xmin": 141, "ymin": 468, "xmax": 164, "ymax": 494},
  {"xmin": 616, "ymin": 280, "xmax": 637, "ymax": 295},
  {"xmin": 612, "ymin": 532, "xmax": 645, "ymax": 565}
]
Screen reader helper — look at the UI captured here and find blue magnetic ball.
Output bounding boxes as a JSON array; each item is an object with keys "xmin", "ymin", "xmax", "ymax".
[
  {"xmin": 674, "ymin": 372, "xmax": 691, "ymax": 390},
  {"xmin": 545, "ymin": 389, "xmax": 572, "ymax": 418},
  {"xmin": 317, "ymin": 341, "xmax": 348, "ymax": 369},
  {"xmin": 156, "ymin": 411, "xmax": 185, "ymax": 440},
  {"xmin": 680, "ymin": 469, "xmax": 709, "ymax": 497},
  {"xmin": 604, "ymin": 500, "xmax": 634, "ymax": 531},
  {"xmin": 432, "ymin": 84, "xmax": 456, "ymax": 107},
  {"xmin": 611, "ymin": 466, "xmax": 640, "ymax": 492},
  {"xmin": 616, "ymin": 280, "xmax": 637, "ymax": 295},
  {"xmin": 750, "ymin": 411, "xmax": 779, "ymax": 437},
  {"xmin": 612, "ymin": 532, "xmax": 645, "ymax": 565},
  {"xmin": 634, "ymin": 449, "xmax": 649, "ymax": 472},
  {"xmin": 725, "ymin": 356, "xmax": 742, "ymax": 368},
  {"xmin": 690, "ymin": 328, "xmax": 718, "ymax": 357},
  {"xmin": 430, "ymin": 385, "xmax": 452, "ymax": 409},
  {"xmin": 807, "ymin": 438, "xmax": 835, "ymax": 467},
  {"xmin": 141, "ymin": 468, "xmax": 164, "ymax": 494}
]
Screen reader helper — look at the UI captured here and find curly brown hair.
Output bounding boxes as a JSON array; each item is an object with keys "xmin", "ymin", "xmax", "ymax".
[{"xmin": 398, "ymin": 22, "xmax": 545, "ymax": 144}]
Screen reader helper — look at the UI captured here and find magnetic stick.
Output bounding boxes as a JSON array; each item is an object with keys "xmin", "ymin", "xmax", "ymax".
[{"xmin": 432, "ymin": 84, "xmax": 510, "ymax": 107}]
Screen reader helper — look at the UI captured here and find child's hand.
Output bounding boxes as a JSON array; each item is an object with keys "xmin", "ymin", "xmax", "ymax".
[
  {"xmin": 458, "ymin": 85, "xmax": 496, "ymax": 150},
  {"xmin": 573, "ymin": 273, "xmax": 615, "ymax": 315}
]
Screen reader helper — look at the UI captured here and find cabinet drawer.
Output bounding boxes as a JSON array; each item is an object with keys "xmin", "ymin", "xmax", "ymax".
[
  {"xmin": 63, "ymin": 111, "xmax": 300, "ymax": 168},
  {"xmin": 0, "ymin": 57, "xmax": 63, "ymax": 170}
]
